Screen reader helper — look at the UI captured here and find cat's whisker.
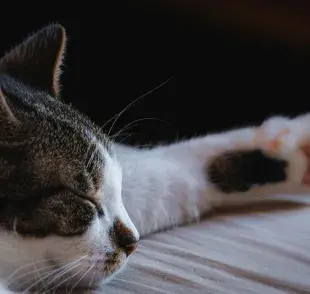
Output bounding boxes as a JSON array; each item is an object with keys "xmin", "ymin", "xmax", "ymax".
[
  {"xmin": 115, "ymin": 134, "xmax": 133, "ymax": 145},
  {"xmin": 110, "ymin": 132, "xmax": 135, "ymax": 137},
  {"xmin": 24, "ymin": 255, "xmax": 86, "ymax": 293},
  {"xmin": 38, "ymin": 255, "xmax": 87, "ymax": 291},
  {"xmin": 108, "ymin": 132, "xmax": 138, "ymax": 144},
  {"xmin": 7, "ymin": 263, "xmax": 56, "ymax": 288},
  {"xmin": 44, "ymin": 268, "xmax": 83, "ymax": 293},
  {"xmin": 88, "ymin": 265, "xmax": 98, "ymax": 290},
  {"xmin": 25, "ymin": 268, "xmax": 70, "ymax": 293},
  {"xmin": 67, "ymin": 263, "xmax": 95, "ymax": 294},
  {"xmin": 32, "ymin": 261, "xmax": 48, "ymax": 293},
  {"xmin": 110, "ymin": 117, "xmax": 171, "ymax": 142},
  {"xmin": 6, "ymin": 257, "xmax": 64, "ymax": 283},
  {"xmin": 106, "ymin": 77, "xmax": 172, "ymax": 137},
  {"xmin": 17, "ymin": 266, "xmax": 59, "ymax": 292}
]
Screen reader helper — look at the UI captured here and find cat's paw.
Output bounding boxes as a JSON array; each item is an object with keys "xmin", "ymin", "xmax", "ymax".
[
  {"xmin": 207, "ymin": 114, "xmax": 310, "ymax": 194},
  {"xmin": 256, "ymin": 114, "xmax": 310, "ymax": 185}
]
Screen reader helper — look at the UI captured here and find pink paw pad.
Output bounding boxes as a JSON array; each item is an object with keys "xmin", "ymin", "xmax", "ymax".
[
  {"xmin": 267, "ymin": 128, "xmax": 290, "ymax": 152},
  {"xmin": 301, "ymin": 146, "xmax": 310, "ymax": 185}
]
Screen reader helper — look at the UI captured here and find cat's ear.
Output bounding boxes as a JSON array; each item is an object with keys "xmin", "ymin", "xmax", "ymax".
[
  {"xmin": 0, "ymin": 88, "xmax": 32, "ymax": 146},
  {"xmin": 0, "ymin": 88, "xmax": 24, "ymax": 146},
  {"xmin": 0, "ymin": 24, "xmax": 67, "ymax": 97},
  {"xmin": 0, "ymin": 88, "xmax": 19, "ymax": 125}
]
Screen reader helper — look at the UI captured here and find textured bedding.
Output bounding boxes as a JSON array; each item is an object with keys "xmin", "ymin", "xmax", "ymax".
[{"xmin": 97, "ymin": 195, "xmax": 310, "ymax": 294}]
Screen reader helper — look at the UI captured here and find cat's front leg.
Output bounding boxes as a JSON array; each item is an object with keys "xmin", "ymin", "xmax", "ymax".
[{"xmin": 119, "ymin": 114, "xmax": 310, "ymax": 236}]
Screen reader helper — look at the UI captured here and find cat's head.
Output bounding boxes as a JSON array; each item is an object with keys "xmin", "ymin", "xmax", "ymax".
[{"xmin": 0, "ymin": 24, "xmax": 139, "ymax": 292}]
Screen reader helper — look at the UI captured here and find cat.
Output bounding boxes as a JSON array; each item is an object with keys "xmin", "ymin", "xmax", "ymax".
[{"xmin": 0, "ymin": 24, "xmax": 310, "ymax": 293}]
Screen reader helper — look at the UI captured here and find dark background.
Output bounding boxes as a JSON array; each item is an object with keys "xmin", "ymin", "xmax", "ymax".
[{"xmin": 1, "ymin": 2, "xmax": 310, "ymax": 146}]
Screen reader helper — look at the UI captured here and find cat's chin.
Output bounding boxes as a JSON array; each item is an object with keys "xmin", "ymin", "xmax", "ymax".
[
  {"xmin": 70, "ymin": 258, "xmax": 128, "ymax": 290},
  {"xmin": 10, "ymin": 254, "xmax": 128, "ymax": 293},
  {"xmin": 52, "ymin": 256, "xmax": 128, "ymax": 291}
]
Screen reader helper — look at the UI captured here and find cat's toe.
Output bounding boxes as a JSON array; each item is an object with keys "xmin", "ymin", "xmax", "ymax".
[
  {"xmin": 299, "ymin": 145, "xmax": 310, "ymax": 185},
  {"xmin": 257, "ymin": 115, "xmax": 310, "ymax": 186},
  {"xmin": 256, "ymin": 116, "xmax": 294, "ymax": 156}
]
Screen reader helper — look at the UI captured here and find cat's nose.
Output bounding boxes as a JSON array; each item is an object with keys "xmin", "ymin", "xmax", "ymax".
[
  {"xmin": 110, "ymin": 219, "xmax": 139, "ymax": 257},
  {"xmin": 123, "ymin": 241, "xmax": 139, "ymax": 257}
]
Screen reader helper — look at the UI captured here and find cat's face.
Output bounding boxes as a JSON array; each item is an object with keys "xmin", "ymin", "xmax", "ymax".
[{"xmin": 0, "ymin": 25, "xmax": 139, "ymax": 292}]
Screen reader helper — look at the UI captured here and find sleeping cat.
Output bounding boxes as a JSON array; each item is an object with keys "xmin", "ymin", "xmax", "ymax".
[{"xmin": 0, "ymin": 24, "xmax": 310, "ymax": 293}]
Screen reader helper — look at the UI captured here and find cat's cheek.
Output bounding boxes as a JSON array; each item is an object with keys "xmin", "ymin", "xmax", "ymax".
[{"xmin": 45, "ymin": 223, "xmax": 127, "ymax": 288}]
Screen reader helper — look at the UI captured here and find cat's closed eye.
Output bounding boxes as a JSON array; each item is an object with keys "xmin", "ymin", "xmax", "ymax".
[{"xmin": 66, "ymin": 185, "xmax": 104, "ymax": 218}]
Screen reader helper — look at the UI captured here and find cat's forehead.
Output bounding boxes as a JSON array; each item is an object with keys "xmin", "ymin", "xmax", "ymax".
[{"xmin": 0, "ymin": 74, "xmax": 113, "ymax": 152}]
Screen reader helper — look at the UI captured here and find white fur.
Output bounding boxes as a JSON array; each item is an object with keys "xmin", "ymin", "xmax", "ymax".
[{"xmin": 2, "ymin": 114, "xmax": 310, "ymax": 293}]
